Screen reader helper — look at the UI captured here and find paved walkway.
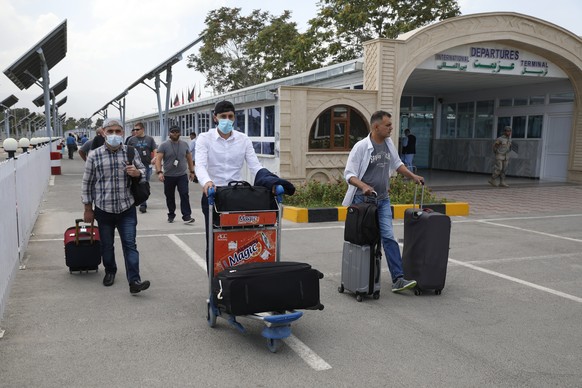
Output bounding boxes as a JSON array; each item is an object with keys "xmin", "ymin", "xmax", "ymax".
[{"xmin": 1, "ymin": 154, "xmax": 581, "ymax": 387}]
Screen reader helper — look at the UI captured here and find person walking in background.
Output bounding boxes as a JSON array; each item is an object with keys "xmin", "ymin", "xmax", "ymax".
[
  {"xmin": 81, "ymin": 117, "xmax": 151, "ymax": 294},
  {"xmin": 401, "ymin": 128, "xmax": 416, "ymax": 169},
  {"xmin": 343, "ymin": 110, "xmax": 423, "ymax": 293},
  {"xmin": 79, "ymin": 127, "xmax": 103, "ymax": 162},
  {"xmin": 66, "ymin": 133, "xmax": 77, "ymax": 159},
  {"xmin": 488, "ymin": 126, "xmax": 513, "ymax": 188},
  {"xmin": 127, "ymin": 122, "xmax": 158, "ymax": 213},
  {"xmin": 155, "ymin": 125, "xmax": 195, "ymax": 224}
]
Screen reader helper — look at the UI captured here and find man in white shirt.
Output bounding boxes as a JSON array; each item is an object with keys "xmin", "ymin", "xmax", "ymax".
[{"xmin": 195, "ymin": 100, "xmax": 264, "ymax": 267}]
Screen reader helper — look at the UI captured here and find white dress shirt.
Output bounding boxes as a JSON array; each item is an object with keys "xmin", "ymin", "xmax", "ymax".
[{"xmin": 194, "ymin": 128, "xmax": 263, "ymax": 187}]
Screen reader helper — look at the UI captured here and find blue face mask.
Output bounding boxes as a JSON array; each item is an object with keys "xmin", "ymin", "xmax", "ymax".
[
  {"xmin": 105, "ymin": 134, "xmax": 123, "ymax": 148},
  {"xmin": 217, "ymin": 119, "xmax": 234, "ymax": 134}
]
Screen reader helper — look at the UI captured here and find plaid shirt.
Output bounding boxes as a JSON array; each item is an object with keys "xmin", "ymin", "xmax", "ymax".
[{"xmin": 82, "ymin": 144, "xmax": 146, "ymax": 214}]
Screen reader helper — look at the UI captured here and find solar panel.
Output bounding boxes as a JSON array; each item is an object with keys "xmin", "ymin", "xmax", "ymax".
[
  {"xmin": 0, "ymin": 95, "xmax": 19, "ymax": 108},
  {"xmin": 32, "ymin": 77, "xmax": 68, "ymax": 106},
  {"xmin": 3, "ymin": 20, "xmax": 67, "ymax": 90}
]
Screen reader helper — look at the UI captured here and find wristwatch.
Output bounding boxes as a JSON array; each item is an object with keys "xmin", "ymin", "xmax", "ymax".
[
  {"xmin": 189, "ymin": 170, "xmax": 195, "ymax": 173},
  {"xmin": 157, "ymin": 171, "xmax": 163, "ymax": 175}
]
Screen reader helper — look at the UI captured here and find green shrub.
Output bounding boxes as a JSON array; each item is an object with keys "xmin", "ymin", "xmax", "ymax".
[{"xmin": 284, "ymin": 175, "xmax": 447, "ymax": 207}]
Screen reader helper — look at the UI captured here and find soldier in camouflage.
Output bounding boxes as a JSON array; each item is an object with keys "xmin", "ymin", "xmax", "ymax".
[{"xmin": 488, "ymin": 126, "xmax": 512, "ymax": 188}]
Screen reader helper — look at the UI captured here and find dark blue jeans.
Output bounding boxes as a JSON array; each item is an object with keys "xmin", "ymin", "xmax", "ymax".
[
  {"xmin": 94, "ymin": 206, "xmax": 141, "ymax": 283},
  {"xmin": 163, "ymin": 174, "xmax": 192, "ymax": 220}
]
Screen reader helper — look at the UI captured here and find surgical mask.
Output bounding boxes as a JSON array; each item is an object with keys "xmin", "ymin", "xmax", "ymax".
[
  {"xmin": 105, "ymin": 134, "xmax": 123, "ymax": 148},
  {"xmin": 217, "ymin": 119, "xmax": 234, "ymax": 134}
]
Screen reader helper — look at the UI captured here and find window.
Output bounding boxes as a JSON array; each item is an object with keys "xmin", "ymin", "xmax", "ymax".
[
  {"xmin": 512, "ymin": 116, "xmax": 527, "ymax": 138},
  {"xmin": 247, "ymin": 108, "xmax": 261, "ymax": 137},
  {"xmin": 457, "ymin": 102, "xmax": 474, "ymax": 138},
  {"xmin": 549, "ymin": 92, "xmax": 574, "ymax": 104},
  {"xmin": 412, "ymin": 96, "xmax": 434, "ymax": 112},
  {"xmin": 497, "ymin": 117, "xmax": 511, "ymax": 137},
  {"xmin": 264, "ymin": 106, "xmax": 275, "ymax": 137},
  {"xmin": 474, "ymin": 100, "xmax": 494, "ymax": 138},
  {"xmin": 308, "ymin": 105, "xmax": 368, "ymax": 151},
  {"xmin": 499, "ymin": 98, "xmax": 512, "ymax": 107},
  {"xmin": 235, "ymin": 110, "xmax": 245, "ymax": 133},
  {"xmin": 529, "ymin": 95, "xmax": 545, "ymax": 105},
  {"xmin": 441, "ymin": 103, "xmax": 456, "ymax": 139},
  {"xmin": 514, "ymin": 97, "xmax": 528, "ymax": 106},
  {"xmin": 528, "ymin": 115, "xmax": 543, "ymax": 138}
]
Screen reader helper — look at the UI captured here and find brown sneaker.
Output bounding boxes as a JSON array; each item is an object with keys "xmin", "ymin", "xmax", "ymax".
[{"xmin": 488, "ymin": 178, "xmax": 499, "ymax": 187}]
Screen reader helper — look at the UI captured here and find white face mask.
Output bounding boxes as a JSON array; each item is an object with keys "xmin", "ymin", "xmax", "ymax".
[{"xmin": 105, "ymin": 134, "xmax": 123, "ymax": 148}]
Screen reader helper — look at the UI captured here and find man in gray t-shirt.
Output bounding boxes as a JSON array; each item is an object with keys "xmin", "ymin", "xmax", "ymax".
[{"xmin": 155, "ymin": 125, "xmax": 196, "ymax": 224}]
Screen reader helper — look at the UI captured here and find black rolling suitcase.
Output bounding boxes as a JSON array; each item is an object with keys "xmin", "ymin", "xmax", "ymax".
[
  {"xmin": 64, "ymin": 219, "xmax": 101, "ymax": 273},
  {"xmin": 402, "ymin": 185, "xmax": 451, "ymax": 295},
  {"xmin": 212, "ymin": 261, "xmax": 324, "ymax": 315}
]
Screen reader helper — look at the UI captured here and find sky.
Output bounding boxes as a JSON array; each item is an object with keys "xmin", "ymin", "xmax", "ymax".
[{"xmin": 0, "ymin": 0, "xmax": 580, "ymax": 125}]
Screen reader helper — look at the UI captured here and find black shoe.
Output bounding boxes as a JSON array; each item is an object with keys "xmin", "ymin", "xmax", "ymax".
[
  {"xmin": 167, "ymin": 216, "xmax": 175, "ymax": 223},
  {"xmin": 139, "ymin": 206, "xmax": 147, "ymax": 213},
  {"xmin": 103, "ymin": 273, "xmax": 115, "ymax": 287},
  {"xmin": 183, "ymin": 217, "xmax": 195, "ymax": 224},
  {"xmin": 129, "ymin": 280, "xmax": 150, "ymax": 294}
]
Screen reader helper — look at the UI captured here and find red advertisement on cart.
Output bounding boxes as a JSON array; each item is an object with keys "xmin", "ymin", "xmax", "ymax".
[{"xmin": 213, "ymin": 229, "xmax": 277, "ymax": 274}]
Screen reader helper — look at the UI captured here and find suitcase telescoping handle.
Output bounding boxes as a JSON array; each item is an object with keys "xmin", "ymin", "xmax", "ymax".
[
  {"xmin": 74, "ymin": 218, "xmax": 95, "ymax": 245},
  {"xmin": 412, "ymin": 182, "xmax": 425, "ymax": 210}
]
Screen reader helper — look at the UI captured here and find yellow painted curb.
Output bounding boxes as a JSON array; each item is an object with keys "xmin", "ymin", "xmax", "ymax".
[
  {"xmin": 283, "ymin": 202, "xmax": 470, "ymax": 222},
  {"xmin": 282, "ymin": 206, "xmax": 308, "ymax": 223},
  {"xmin": 445, "ymin": 202, "xmax": 470, "ymax": 216}
]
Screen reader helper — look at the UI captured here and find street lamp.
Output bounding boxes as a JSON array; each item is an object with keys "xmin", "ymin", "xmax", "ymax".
[
  {"xmin": 3, "ymin": 138, "xmax": 18, "ymax": 159},
  {"xmin": 18, "ymin": 137, "xmax": 30, "ymax": 153}
]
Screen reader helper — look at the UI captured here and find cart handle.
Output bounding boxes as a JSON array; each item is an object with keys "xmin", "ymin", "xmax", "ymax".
[
  {"xmin": 208, "ymin": 187, "xmax": 215, "ymax": 206},
  {"xmin": 275, "ymin": 184, "xmax": 284, "ymax": 204}
]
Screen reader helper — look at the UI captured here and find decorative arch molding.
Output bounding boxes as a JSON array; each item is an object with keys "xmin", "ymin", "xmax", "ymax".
[{"xmin": 306, "ymin": 97, "xmax": 372, "ymax": 130}]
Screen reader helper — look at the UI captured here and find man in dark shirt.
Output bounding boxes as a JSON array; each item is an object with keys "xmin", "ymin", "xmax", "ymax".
[{"xmin": 401, "ymin": 128, "xmax": 416, "ymax": 169}]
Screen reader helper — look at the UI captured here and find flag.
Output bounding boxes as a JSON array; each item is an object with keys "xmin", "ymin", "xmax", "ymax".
[
  {"xmin": 174, "ymin": 93, "xmax": 180, "ymax": 107},
  {"xmin": 181, "ymin": 91, "xmax": 185, "ymax": 105},
  {"xmin": 187, "ymin": 87, "xmax": 191, "ymax": 103},
  {"xmin": 189, "ymin": 85, "xmax": 196, "ymax": 102},
  {"xmin": 198, "ymin": 81, "xmax": 202, "ymax": 98}
]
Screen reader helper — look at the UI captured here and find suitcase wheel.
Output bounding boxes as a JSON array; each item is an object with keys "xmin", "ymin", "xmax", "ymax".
[
  {"xmin": 414, "ymin": 288, "xmax": 422, "ymax": 296},
  {"xmin": 338, "ymin": 284, "xmax": 344, "ymax": 293},
  {"xmin": 356, "ymin": 294, "xmax": 363, "ymax": 302},
  {"xmin": 435, "ymin": 289, "xmax": 442, "ymax": 295},
  {"xmin": 373, "ymin": 291, "xmax": 380, "ymax": 300},
  {"xmin": 207, "ymin": 301, "xmax": 217, "ymax": 328},
  {"xmin": 267, "ymin": 338, "xmax": 282, "ymax": 353}
]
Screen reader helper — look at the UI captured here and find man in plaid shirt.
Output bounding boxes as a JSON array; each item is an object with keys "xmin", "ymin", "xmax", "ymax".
[{"xmin": 82, "ymin": 117, "xmax": 151, "ymax": 294}]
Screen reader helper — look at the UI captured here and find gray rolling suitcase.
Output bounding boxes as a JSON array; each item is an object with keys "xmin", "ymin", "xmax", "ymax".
[
  {"xmin": 402, "ymin": 184, "xmax": 451, "ymax": 295},
  {"xmin": 338, "ymin": 240, "xmax": 381, "ymax": 302}
]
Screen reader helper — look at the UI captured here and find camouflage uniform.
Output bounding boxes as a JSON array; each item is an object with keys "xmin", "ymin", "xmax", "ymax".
[{"xmin": 489, "ymin": 127, "xmax": 512, "ymax": 187}]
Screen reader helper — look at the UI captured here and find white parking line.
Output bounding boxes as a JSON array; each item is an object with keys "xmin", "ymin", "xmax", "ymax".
[
  {"xmin": 167, "ymin": 233, "xmax": 333, "ymax": 371},
  {"xmin": 449, "ymin": 258, "xmax": 582, "ymax": 304},
  {"xmin": 478, "ymin": 220, "xmax": 582, "ymax": 243}
]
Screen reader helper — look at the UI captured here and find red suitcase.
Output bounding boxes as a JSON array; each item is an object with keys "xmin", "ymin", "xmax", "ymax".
[{"xmin": 64, "ymin": 219, "xmax": 101, "ymax": 273}]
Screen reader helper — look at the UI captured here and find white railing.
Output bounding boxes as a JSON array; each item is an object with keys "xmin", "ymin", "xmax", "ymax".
[{"xmin": 0, "ymin": 144, "xmax": 51, "ymax": 332}]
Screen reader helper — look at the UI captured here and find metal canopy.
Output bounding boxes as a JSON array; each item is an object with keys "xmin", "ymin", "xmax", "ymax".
[
  {"xmin": 55, "ymin": 96, "xmax": 67, "ymax": 107},
  {"xmin": 121, "ymin": 33, "xmax": 205, "ymax": 139},
  {"xmin": 3, "ymin": 20, "xmax": 67, "ymax": 90},
  {"xmin": 32, "ymin": 77, "xmax": 68, "ymax": 107},
  {"xmin": 1, "ymin": 95, "xmax": 19, "ymax": 108}
]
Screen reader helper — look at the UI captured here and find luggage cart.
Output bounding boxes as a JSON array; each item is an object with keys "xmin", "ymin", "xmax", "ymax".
[{"xmin": 206, "ymin": 185, "xmax": 303, "ymax": 353}]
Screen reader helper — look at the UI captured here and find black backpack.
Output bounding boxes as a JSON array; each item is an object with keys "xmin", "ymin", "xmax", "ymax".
[{"xmin": 344, "ymin": 201, "xmax": 379, "ymax": 246}]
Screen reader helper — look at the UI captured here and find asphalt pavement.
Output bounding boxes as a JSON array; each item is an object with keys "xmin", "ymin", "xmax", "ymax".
[{"xmin": 1, "ymin": 155, "xmax": 581, "ymax": 387}]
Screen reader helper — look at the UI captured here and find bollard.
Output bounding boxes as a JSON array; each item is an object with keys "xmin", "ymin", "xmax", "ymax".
[{"xmin": 50, "ymin": 151, "xmax": 62, "ymax": 175}]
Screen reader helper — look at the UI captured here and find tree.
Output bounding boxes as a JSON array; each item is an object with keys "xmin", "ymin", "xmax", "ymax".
[
  {"xmin": 307, "ymin": 0, "xmax": 461, "ymax": 63},
  {"xmin": 187, "ymin": 7, "xmax": 323, "ymax": 94}
]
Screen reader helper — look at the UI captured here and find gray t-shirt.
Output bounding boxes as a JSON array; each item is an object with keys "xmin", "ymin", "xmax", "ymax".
[
  {"xmin": 157, "ymin": 140, "xmax": 191, "ymax": 177},
  {"xmin": 358, "ymin": 140, "xmax": 390, "ymax": 200},
  {"xmin": 127, "ymin": 135, "xmax": 157, "ymax": 165}
]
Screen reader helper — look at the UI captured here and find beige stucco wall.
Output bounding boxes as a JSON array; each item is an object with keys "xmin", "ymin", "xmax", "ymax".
[
  {"xmin": 278, "ymin": 86, "xmax": 378, "ymax": 183},
  {"xmin": 363, "ymin": 12, "xmax": 582, "ymax": 183}
]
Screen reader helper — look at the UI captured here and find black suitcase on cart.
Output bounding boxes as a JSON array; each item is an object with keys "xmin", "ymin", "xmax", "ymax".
[
  {"xmin": 402, "ymin": 185, "xmax": 451, "ymax": 295},
  {"xmin": 212, "ymin": 261, "xmax": 324, "ymax": 316},
  {"xmin": 64, "ymin": 219, "xmax": 101, "ymax": 273}
]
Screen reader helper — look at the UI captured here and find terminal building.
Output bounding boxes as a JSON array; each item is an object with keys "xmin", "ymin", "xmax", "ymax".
[{"xmin": 126, "ymin": 12, "xmax": 582, "ymax": 184}]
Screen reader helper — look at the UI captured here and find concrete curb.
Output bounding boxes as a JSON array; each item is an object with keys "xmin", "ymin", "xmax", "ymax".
[{"xmin": 282, "ymin": 202, "xmax": 470, "ymax": 223}]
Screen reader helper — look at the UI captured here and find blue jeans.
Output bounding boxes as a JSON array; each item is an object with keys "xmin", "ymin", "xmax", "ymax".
[
  {"xmin": 163, "ymin": 174, "xmax": 192, "ymax": 220},
  {"xmin": 139, "ymin": 166, "xmax": 152, "ymax": 208},
  {"xmin": 94, "ymin": 206, "xmax": 141, "ymax": 282},
  {"xmin": 353, "ymin": 194, "xmax": 403, "ymax": 282}
]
